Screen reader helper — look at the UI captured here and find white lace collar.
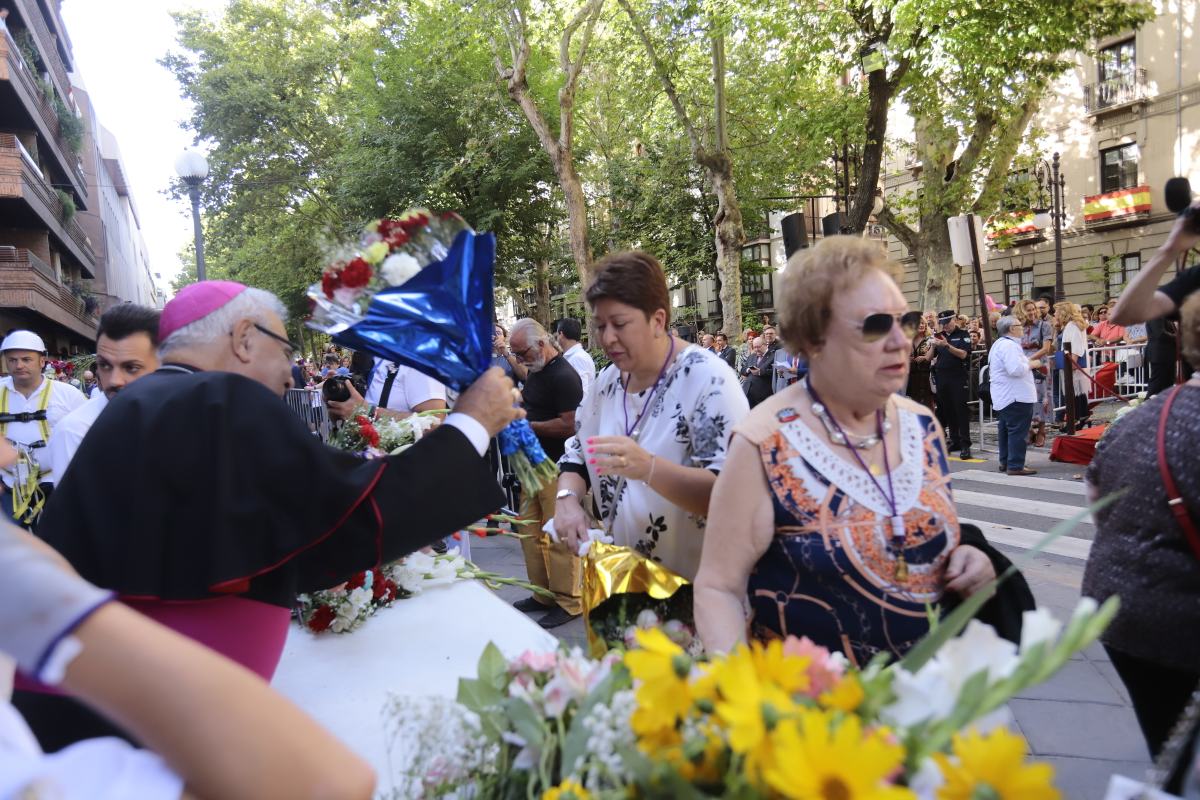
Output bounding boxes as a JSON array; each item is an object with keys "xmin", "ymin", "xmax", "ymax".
[{"xmin": 779, "ymin": 405, "xmax": 924, "ymax": 516}]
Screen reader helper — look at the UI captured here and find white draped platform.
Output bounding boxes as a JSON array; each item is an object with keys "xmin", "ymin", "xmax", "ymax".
[{"xmin": 271, "ymin": 580, "xmax": 557, "ymax": 778}]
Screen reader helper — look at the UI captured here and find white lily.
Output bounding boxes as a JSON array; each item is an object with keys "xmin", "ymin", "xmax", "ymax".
[{"xmin": 1020, "ymin": 607, "xmax": 1064, "ymax": 652}]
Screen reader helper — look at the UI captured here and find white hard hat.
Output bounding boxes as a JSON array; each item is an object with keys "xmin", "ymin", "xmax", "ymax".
[{"xmin": 0, "ymin": 330, "xmax": 47, "ymax": 353}]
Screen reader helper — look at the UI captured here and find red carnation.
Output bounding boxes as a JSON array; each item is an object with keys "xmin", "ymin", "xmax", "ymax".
[
  {"xmin": 340, "ymin": 257, "xmax": 372, "ymax": 289},
  {"xmin": 377, "ymin": 218, "xmax": 400, "ymax": 237},
  {"xmin": 307, "ymin": 605, "xmax": 335, "ymax": 632},
  {"xmin": 355, "ymin": 415, "xmax": 380, "ymax": 448},
  {"xmin": 346, "ymin": 571, "xmax": 367, "ymax": 590},
  {"xmin": 399, "ymin": 212, "xmax": 429, "ymax": 232},
  {"xmin": 473, "ymin": 527, "xmax": 488, "ymax": 538},
  {"xmin": 384, "ymin": 229, "xmax": 410, "ymax": 249},
  {"xmin": 321, "ymin": 270, "xmax": 340, "ymax": 299}
]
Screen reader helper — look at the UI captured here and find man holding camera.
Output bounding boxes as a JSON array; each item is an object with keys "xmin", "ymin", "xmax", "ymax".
[
  {"xmin": 1111, "ymin": 197, "xmax": 1200, "ymax": 395},
  {"xmin": 932, "ymin": 309, "xmax": 975, "ymax": 460},
  {"xmin": 325, "ymin": 357, "xmax": 447, "ymax": 420}
]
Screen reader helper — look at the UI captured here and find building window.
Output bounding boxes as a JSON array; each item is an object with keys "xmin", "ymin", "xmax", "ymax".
[
  {"xmin": 1004, "ymin": 269, "xmax": 1034, "ymax": 305},
  {"xmin": 1100, "ymin": 144, "xmax": 1139, "ymax": 193},
  {"xmin": 1098, "ymin": 39, "xmax": 1136, "ymax": 85},
  {"xmin": 742, "ymin": 241, "xmax": 771, "ymax": 268},
  {"xmin": 1106, "ymin": 253, "xmax": 1140, "ymax": 298},
  {"xmin": 741, "ymin": 272, "xmax": 773, "ymax": 309}
]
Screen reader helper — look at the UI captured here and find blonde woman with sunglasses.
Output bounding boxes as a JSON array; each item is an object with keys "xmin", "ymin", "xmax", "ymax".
[{"xmin": 695, "ymin": 237, "xmax": 998, "ymax": 660}]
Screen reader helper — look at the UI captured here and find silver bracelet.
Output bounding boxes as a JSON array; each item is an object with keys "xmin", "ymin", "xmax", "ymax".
[{"xmin": 646, "ymin": 454, "xmax": 656, "ymax": 486}]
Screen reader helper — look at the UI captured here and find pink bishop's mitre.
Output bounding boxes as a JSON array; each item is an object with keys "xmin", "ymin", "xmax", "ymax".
[{"xmin": 159, "ymin": 280, "xmax": 249, "ymax": 342}]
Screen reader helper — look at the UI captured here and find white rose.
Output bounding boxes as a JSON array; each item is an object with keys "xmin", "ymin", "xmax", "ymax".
[{"xmin": 380, "ymin": 253, "xmax": 421, "ymax": 286}]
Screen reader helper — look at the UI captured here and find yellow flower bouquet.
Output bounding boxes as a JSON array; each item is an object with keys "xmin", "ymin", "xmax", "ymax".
[{"xmin": 388, "ymin": 595, "xmax": 1117, "ymax": 799}]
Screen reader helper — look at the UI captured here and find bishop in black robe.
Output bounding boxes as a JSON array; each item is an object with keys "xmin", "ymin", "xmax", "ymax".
[{"xmin": 15, "ymin": 363, "xmax": 504, "ymax": 750}]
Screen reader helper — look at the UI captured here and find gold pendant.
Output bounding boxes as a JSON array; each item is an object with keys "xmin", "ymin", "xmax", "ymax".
[
  {"xmin": 895, "ymin": 555, "xmax": 908, "ymax": 581},
  {"xmin": 868, "ymin": 462, "xmax": 882, "ymax": 476}
]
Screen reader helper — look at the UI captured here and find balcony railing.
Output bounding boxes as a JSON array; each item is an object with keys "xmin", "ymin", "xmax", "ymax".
[
  {"xmin": 0, "ymin": 138, "xmax": 96, "ymax": 273},
  {"xmin": 1084, "ymin": 67, "xmax": 1148, "ymax": 114},
  {"xmin": 0, "ymin": 247, "xmax": 97, "ymax": 338},
  {"xmin": 0, "ymin": 29, "xmax": 87, "ymax": 195},
  {"xmin": 11, "ymin": 0, "xmax": 70, "ymax": 99}
]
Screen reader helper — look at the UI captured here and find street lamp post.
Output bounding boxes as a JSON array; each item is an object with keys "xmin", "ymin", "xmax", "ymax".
[
  {"xmin": 1033, "ymin": 152, "xmax": 1066, "ymax": 302},
  {"xmin": 174, "ymin": 149, "xmax": 210, "ymax": 283}
]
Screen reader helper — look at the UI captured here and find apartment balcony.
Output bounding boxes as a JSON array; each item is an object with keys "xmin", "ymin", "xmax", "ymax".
[
  {"xmin": 0, "ymin": 27, "xmax": 86, "ymax": 200},
  {"xmin": 8, "ymin": 0, "xmax": 71, "ymax": 101},
  {"xmin": 1082, "ymin": 184, "xmax": 1152, "ymax": 230},
  {"xmin": 1083, "ymin": 68, "xmax": 1149, "ymax": 115},
  {"xmin": 0, "ymin": 134, "xmax": 96, "ymax": 274},
  {"xmin": 0, "ymin": 246, "xmax": 97, "ymax": 340}
]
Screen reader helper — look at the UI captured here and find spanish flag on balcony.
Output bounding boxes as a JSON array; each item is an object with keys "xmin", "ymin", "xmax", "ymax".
[
  {"xmin": 985, "ymin": 211, "xmax": 1039, "ymax": 240},
  {"xmin": 1083, "ymin": 185, "xmax": 1152, "ymax": 222}
]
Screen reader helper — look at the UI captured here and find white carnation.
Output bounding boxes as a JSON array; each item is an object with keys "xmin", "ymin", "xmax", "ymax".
[{"xmin": 380, "ymin": 253, "xmax": 421, "ymax": 286}]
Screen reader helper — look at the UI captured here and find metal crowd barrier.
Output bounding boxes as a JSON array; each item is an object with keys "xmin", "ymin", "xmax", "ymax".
[{"xmin": 284, "ymin": 388, "xmax": 331, "ymax": 441}]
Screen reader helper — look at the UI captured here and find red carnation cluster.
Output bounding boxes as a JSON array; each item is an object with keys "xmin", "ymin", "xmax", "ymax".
[
  {"xmin": 307, "ymin": 605, "xmax": 335, "ymax": 632},
  {"xmin": 371, "ymin": 568, "xmax": 399, "ymax": 602},
  {"xmin": 354, "ymin": 415, "xmax": 381, "ymax": 449},
  {"xmin": 345, "ymin": 571, "xmax": 368, "ymax": 591},
  {"xmin": 321, "ymin": 257, "xmax": 373, "ymax": 299}
]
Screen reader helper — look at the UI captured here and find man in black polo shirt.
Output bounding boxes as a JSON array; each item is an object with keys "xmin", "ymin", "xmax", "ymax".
[
  {"xmin": 932, "ymin": 309, "xmax": 976, "ymax": 460},
  {"xmin": 508, "ymin": 318, "xmax": 584, "ymax": 628}
]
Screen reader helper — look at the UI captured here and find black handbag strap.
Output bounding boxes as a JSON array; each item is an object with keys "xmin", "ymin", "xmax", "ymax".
[{"xmin": 378, "ymin": 364, "xmax": 400, "ymax": 409}]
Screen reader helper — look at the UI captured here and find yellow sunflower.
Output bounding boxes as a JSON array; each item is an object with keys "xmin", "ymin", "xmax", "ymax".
[
  {"xmin": 764, "ymin": 710, "xmax": 915, "ymax": 800},
  {"xmin": 934, "ymin": 728, "xmax": 1060, "ymax": 800},
  {"xmin": 542, "ymin": 779, "xmax": 591, "ymax": 800},
  {"xmin": 749, "ymin": 638, "xmax": 812, "ymax": 695},
  {"xmin": 626, "ymin": 628, "xmax": 693, "ymax": 738},
  {"xmin": 713, "ymin": 646, "xmax": 799, "ymax": 777},
  {"xmin": 819, "ymin": 673, "xmax": 865, "ymax": 713}
]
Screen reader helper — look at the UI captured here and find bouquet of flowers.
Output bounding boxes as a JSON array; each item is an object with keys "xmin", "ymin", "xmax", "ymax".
[
  {"xmin": 306, "ymin": 209, "xmax": 557, "ymax": 490},
  {"xmin": 295, "ymin": 547, "xmax": 553, "ymax": 635},
  {"xmin": 385, "ymin": 596, "xmax": 1118, "ymax": 799},
  {"xmin": 329, "ymin": 408, "xmax": 443, "ymax": 456}
]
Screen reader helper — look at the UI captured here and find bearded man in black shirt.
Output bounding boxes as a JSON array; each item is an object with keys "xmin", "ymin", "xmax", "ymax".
[{"xmin": 508, "ymin": 318, "xmax": 584, "ymax": 628}]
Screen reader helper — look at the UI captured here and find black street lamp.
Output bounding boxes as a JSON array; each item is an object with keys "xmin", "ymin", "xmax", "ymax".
[
  {"xmin": 174, "ymin": 149, "xmax": 209, "ymax": 283},
  {"xmin": 1033, "ymin": 152, "xmax": 1066, "ymax": 302}
]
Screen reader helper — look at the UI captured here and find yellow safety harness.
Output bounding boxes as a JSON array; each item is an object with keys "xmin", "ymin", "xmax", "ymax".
[{"xmin": 0, "ymin": 379, "xmax": 53, "ymax": 525}]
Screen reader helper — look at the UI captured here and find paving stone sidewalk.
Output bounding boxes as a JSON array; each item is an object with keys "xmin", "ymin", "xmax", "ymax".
[{"xmin": 471, "ymin": 531, "xmax": 1152, "ymax": 800}]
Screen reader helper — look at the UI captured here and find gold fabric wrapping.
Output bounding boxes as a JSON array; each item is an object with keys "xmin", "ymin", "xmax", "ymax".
[{"xmin": 582, "ymin": 542, "xmax": 690, "ymax": 657}]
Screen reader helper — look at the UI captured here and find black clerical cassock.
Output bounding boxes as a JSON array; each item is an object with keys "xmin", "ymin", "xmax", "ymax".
[{"xmin": 15, "ymin": 364, "xmax": 504, "ymax": 751}]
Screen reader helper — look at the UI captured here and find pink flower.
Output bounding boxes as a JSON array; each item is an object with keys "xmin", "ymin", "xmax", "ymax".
[
  {"xmin": 511, "ymin": 649, "xmax": 557, "ymax": 673},
  {"xmin": 783, "ymin": 635, "xmax": 845, "ymax": 696}
]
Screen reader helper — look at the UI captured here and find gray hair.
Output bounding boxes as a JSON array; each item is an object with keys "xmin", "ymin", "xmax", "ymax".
[
  {"xmin": 510, "ymin": 318, "xmax": 560, "ymax": 353},
  {"xmin": 159, "ymin": 287, "xmax": 288, "ymax": 358},
  {"xmin": 996, "ymin": 315, "xmax": 1019, "ymax": 338}
]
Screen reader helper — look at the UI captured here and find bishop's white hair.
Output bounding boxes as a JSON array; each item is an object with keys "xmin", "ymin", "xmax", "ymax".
[{"xmin": 159, "ymin": 287, "xmax": 289, "ymax": 358}]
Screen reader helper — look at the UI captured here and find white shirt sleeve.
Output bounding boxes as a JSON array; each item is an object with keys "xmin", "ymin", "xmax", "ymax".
[
  {"xmin": 0, "ymin": 703, "xmax": 184, "ymax": 800},
  {"xmin": 396, "ymin": 369, "xmax": 446, "ymax": 410},
  {"xmin": 995, "ymin": 339, "xmax": 1027, "ymax": 378},
  {"xmin": 442, "ymin": 413, "xmax": 489, "ymax": 457}
]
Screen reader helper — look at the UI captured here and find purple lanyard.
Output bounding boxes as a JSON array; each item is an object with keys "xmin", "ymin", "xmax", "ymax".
[
  {"xmin": 806, "ymin": 382, "xmax": 909, "ymax": 579},
  {"xmin": 623, "ymin": 336, "xmax": 677, "ymax": 436}
]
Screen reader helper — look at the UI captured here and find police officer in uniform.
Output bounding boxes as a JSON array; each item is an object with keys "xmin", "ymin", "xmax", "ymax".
[
  {"xmin": 0, "ymin": 331, "xmax": 86, "ymax": 525},
  {"xmin": 931, "ymin": 310, "xmax": 975, "ymax": 460}
]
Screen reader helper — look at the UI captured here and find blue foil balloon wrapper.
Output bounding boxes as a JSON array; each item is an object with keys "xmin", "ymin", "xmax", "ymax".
[{"xmin": 328, "ymin": 230, "xmax": 495, "ymax": 392}]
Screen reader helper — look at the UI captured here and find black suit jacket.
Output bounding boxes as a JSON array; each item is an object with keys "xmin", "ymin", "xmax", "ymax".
[
  {"xmin": 741, "ymin": 352, "xmax": 774, "ymax": 406},
  {"xmin": 717, "ymin": 346, "xmax": 737, "ymax": 370}
]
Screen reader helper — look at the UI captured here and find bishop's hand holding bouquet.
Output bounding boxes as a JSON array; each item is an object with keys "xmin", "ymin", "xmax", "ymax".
[{"xmin": 307, "ymin": 209, "xmax": 556, "ymax": 491}]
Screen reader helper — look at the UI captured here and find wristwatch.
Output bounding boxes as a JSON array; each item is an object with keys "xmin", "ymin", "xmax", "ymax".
[{"xmin": 555, "ymin": 488, "xmax": 580, "ymax": 503}]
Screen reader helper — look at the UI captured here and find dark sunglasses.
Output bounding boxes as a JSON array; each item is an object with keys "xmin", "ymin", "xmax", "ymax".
[{"xmin": 853, "ymin": 311, "xmax": 924, "ymax": 343}]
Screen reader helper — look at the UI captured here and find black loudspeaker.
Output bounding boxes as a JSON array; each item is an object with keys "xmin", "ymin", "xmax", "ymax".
[
  {"xmin": 781, "ymin": 213, "xmax": 808, "ymax": 258},
  {"xmin": 822, "ymin": 212, "xmax": 845, "ymax": 237}
]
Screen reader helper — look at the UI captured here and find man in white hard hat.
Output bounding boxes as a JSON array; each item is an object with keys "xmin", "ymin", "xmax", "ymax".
[{"xmin": 0, "ymin": 330, "xmax": 86, "ymax": 525}]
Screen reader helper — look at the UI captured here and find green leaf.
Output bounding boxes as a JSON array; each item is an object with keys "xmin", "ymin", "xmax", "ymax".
[
  {"xmin": 456, "ymin": 676, "xmax": 504, "ymax": 714},
  {"xmin": 560, "ymin": 670, "xmax": 619, "ymax": 776},
  {"xmin": 502, "ymin": 696, "xmax": 549, "ymax": 752},
  {"xmin": 477, "ymin": 641, "xmax": 510, "ymax": 691}
]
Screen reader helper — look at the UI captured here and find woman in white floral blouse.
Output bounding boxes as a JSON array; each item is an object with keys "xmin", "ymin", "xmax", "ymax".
[{"xmin": 553, "ymin": 252, "xmax": 750, "ymax": 580}]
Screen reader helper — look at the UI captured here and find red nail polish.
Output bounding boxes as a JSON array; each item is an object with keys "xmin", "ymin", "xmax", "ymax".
[
  {"xmin": 587, "ymin": 448, "xmax": 594, "ymax": 454},
  {"xmin": 588, "ymin": 458, "xmax": 596, "ymax": 464}
]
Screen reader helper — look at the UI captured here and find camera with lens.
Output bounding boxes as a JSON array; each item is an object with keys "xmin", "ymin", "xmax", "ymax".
[
  {"xmin": 321, "ymin": 375, "xmax": 352, "ymax": 403},
  {"xmin": 1165, "ymin": 177, "xmax": 1200, "ymax": 234}
]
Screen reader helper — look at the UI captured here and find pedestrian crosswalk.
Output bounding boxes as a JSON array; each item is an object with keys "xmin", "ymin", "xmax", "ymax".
[{"xmin": 951, "ymin": 469, "xmax": 1094, "ymax": 561}]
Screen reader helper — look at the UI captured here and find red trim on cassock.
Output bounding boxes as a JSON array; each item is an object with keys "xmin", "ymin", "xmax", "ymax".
[{"xmin": 207, "ymin": 460, "xmax": 391, "ymax": 593}]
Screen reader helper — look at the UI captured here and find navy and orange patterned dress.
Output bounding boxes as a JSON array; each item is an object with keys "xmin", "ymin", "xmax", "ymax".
[{"xmin": 744, "ymin": 398, "xmax": 960, "ymax": 666}]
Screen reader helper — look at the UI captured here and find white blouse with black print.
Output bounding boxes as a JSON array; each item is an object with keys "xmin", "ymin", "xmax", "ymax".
[{"xmin": 559, "ymin": 344, "xmax": 750, "ymax": 580}]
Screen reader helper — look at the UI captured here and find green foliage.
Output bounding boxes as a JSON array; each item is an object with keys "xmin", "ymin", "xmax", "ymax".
[
  {"xmin": 55, "ymin": 188, "xmax": 76, "ymax": 222},
  {"xmin": 12, "ymin": 27, "xmax": 40, "ymax": 75},
  {"xmin": 51, "ymin": 94, "xmax": 84, "ymax": 155}
]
